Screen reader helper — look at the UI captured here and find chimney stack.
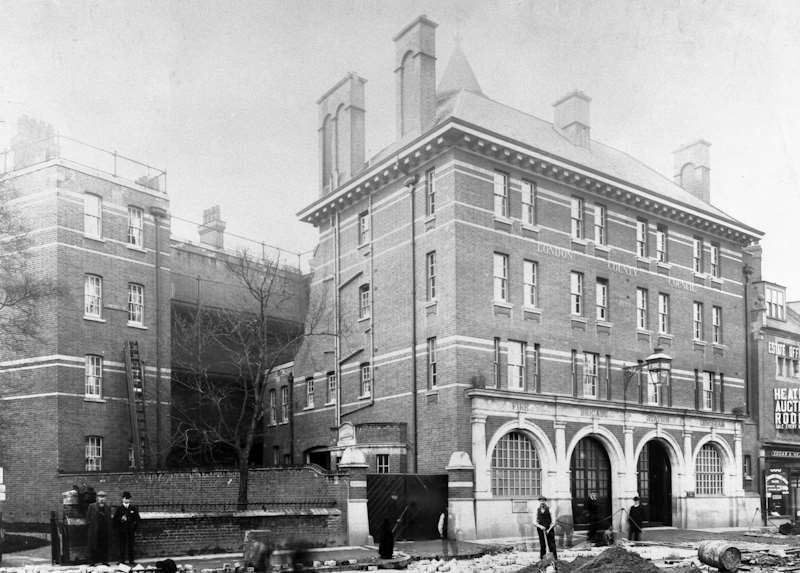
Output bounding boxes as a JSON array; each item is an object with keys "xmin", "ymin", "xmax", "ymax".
[
  {"xmin": 199, "ymin": 205, "xmax": 225, "ymax": 249},
  {"xmin": 673, "ymin": 140, "xmax": 711, "ymax": 203},
  {"xmin": 394, "ymin": 15, "xmax": 438, "ymax": 139},
  {"xmin": 553, "ymin": 91, "xmax": 591, "ymax": 148},
  {"xmin": 317, "ymin": 73, "xmax": 367, "ymax": 195},
  {"xmin": 10, "ymin": 116, "xmax": 59, "ymax": 169}
]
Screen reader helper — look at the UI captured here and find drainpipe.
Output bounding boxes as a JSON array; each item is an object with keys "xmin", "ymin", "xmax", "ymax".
[
  {"xmin": 149, "ymin": 206, "xmax": 167, "ymax": 468},
  {"xmin": 406, "ymin": 174, "xmax": 419, "ymax": 474},
  {"xmin": 334, "ymin": 212, "xmax": 342, "ymax": 429},
  {"xmin": 743, "ymin": 263, "xmax": 752, "ymax": 417}
]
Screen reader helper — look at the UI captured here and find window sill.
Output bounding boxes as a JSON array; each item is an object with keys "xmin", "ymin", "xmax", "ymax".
[
  {"xmin": 303, "ymin": 406, "xmax": 314, "ymax": 411},
  {"xmin": 658, "ymin": 332, "xmax": 674, "ymax": 340},
  {"xmin": 84, "ymin": 397, "xmax": 106, "ymax": 403},
  {"xmin": 127, "ymin": 244, "xmax": 147, "ymax": 253},
  {"xmin": 571, "ymin": 237, "xmax": 587, "ymax": 245},
  {"xmin": 493, "ymin": 215, "xmax": 513, "ymax": 225},
  {"xmin": 593, "ymin": 243, "xmax": 610, "ymax": 253},
  {"xmin": 693, "ymin": 339, "xmax": 707, "ymax": 346},
  {"xmin": 521, "ymin": 223, "xmax": 540, "ymax": 232},
  {"xmin": 84, "ymin": 234, "xmax": 106, "ymax": 243},
  {"xmin": 596, "ymin": 320, "xmax": 613, "ymax": 328},
  {"xmin": 424, "ymin": 300, "xmax": 438, "ymax": 309},
  {"xmin": 424, "ymin": 214, "xmax": 436, "ymax": 224},
  {"xmin": 84, "ymin": 315, "xmax": 107, "ymax": 323},
  {"xmin": 570, "ymin": 315, "xmax": 587, "ymax": 322},
  {"xmin": 522, "ymin": 305, "xmax": 542, "ymax": 314},
  {"xmin": 656, "ymin": 261, "xmax": 671, "ymax": 269},
  {"xmin": 357, "ymin": 242, "xmax": 371, "ymax": 255},
  {"xmin": 324, "ymin": 401, "xmax": 336, "ymax": 407},
  {"xmin": 493, "ymin": 300, "xmax": 512, "ymax": 309},
  {"xmin": 357, "ymin": 394, "xmax": 372, "ymax": 401},
  {"xmin": 358, "ymin": 316, "xmax": 371, "ymax": 323},
  {"xmin": 636, "ymin": 256, "xmax": 651, "ymax": 264},
  {"xmin": 127, "ymin": 322, "xmax": 148, "ymax": 330},
  {"xmin": 712, "ymin": 342, "xmax": 726, "ymax": 350},
  {"xmin": 636, "ymin": 328, "xmax": 652, "ymax": 337},
  {"xmin": 693, "ymin": 272, "xmax": 706, "ymax": 280}
]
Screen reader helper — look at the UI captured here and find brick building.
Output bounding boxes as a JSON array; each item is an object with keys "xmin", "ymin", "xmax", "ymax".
[
  {"xmin": 282, "ymin": 16, "xmax": 765, "ymax": 538},
  {"xmin": 0, "ymin": 119, "xmax": 308, "ymax": 522}
]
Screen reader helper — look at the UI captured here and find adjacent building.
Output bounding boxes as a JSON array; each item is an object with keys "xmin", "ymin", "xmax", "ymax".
[{"xmin": 284, "ymin": 16, "xmax": 764, "ymax": 538}]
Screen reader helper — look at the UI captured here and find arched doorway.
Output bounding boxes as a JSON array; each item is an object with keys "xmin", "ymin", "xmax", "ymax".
[
  {"xmin": 636, "ymin": 441, "xmax": 672, "ymax": 526},
  {"xmin": 571, "ymin": 437, "xmax": 612, "ymax": 530}
]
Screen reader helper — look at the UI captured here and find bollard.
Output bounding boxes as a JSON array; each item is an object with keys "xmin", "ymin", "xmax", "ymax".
[{"xmin": 697, "ymin": 540, "xmax": 741, "ymax": 572}]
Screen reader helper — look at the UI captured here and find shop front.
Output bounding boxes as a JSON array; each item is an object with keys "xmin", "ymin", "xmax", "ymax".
[{"xmin": 762, "ymin": 445, "xmax": 800, "ymax": 521}]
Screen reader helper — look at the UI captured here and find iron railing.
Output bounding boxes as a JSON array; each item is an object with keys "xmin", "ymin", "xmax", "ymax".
[{"xmin": 137, "ymin": 499, "xmax": 338, "ymax": 512}]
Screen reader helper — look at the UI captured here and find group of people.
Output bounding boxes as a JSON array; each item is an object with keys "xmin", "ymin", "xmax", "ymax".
[{"xmin": 86, "ymin": 490, "xmax": 141, "ymax": 566}]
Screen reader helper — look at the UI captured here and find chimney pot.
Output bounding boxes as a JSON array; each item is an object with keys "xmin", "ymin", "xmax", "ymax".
[{"xmin": 199, "ymin": 205, "xmax": 226, "ymax": 249}]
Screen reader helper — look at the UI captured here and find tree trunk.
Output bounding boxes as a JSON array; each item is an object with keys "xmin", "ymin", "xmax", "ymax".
[{"xmin": 237, "ymin": 454, "xmax": 249, "ymax": 510}]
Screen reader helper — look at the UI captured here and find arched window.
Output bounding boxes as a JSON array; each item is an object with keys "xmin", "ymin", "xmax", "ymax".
[
  {"xmin": 491, "ymin": 431, "xmax": 541, "ymax": 497},
  {"xmin": 399, "ymin": 51, "xmax": 413, "ymax": 135},
  {"xmin": 696, "ymin": 444, "xmax": 723, "ymax": 494},
  {"xmin": 322, "ymin": 115, "xmax": 334, "ymax": 189}
]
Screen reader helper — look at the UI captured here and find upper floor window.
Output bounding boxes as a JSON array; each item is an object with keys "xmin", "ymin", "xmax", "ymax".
[
  {"xmin": 655, "ymin": 224, "xmax": 668, "ymax": 262},
  {"xmin": 658, "ymin": 293, "xmax": 670, "ymax": 334},
  {"xmin": 358, "ymin": 211, "xmax": 370, "ymax": 245},
  {"xmin": 507, "ymin": 340, "xmax": 526, "ymax": 391},
  {"xmin": 636, "ymin": 287, "xmax": 648, "ymax": 330},
  {"xmin": 326, "ymin": 372, "xmax": 336, "ymax": 404},
  {"xmin": 522, "ymin": 180, "xmax": 536, "ymax": 226},
  {"xmin": 583, "ymin": 352, "xmax": 599, "ymax": 398},
  {"xmin": 570, "ymin": 272, "xmax": 583, "ymax": 316},
  {"xmin": 766, "ymin": 286, "xmax": 786, "ymax": 320},
  {"xmin": 696, "ymin": 444, "xmax": 723, "ymax": 494},
  {"xmin": 127, "ymin": 283, "xmax": 144, "ymax": 325},
  {"xmin": 492, "ymin": 337, "xmax": 501, "ymax": 388},
  {"xmin": 376, "ymin": 453, "xmax": 390, "ymax": 474},
  {"xmin": 712, "ymin": 306, "xmax": 723, "ymax": 344},
  {"xmin": 636, "ymin": 219, "xmax": 648, "ymax": 258},
  {"xmin": 494, "ymin": 253, "xmax": 509, "ymax": 302},
  {"xmin": 427, "ymin": 337, "xmax": 438, "ymax": 388},
  {"xmin": 693, "ymin": 237, "xmax": 704, "ymax": 273},
  {"xmin": 280, "ymin": 385, "xmax": 289, "ymax": 422},
  {"xmin": 593, "ymin": 204, "xmax": 606, "ymax": 245},
  {"xmin": 128, "ymin": 206, "xmax": 144, "ymax": 247},
  {"xmin": 710, "ymin": 243, "xmax": 721, "ymax": 278},
  {"xmin": 358, "ymin": 284, "xmax": 370, "ymax": 319},
  {"xmin": 570, "ymin": 197, "xmax": 584, "ymax": 240},
  {"xmin": 646, "ymin": 368, "xmax": 663, "ymax": 406},
  {"xmin": 85, "ymin": 355, "xmax": 103, "ymax": 398},
  {"xmin": 84, "ymin": 194, "xmax": 102, "ymax": 237},
  {"xmin": 269, "ymin": 389, "xmax": 277, "ymax": 424},
  {"xmin": 595, "ymin": 278, "xmax": 608, "ymax": 321},
  {"xmin": 425, "ymin": 168, "xmax": 436, "ymax": 216},
  {"xmin": 523, "ymin": 260, "xmax": 538, "ymax": 308},
  {"xmin": 84, "ymin": 274, "xmax": 103, "ymax": 318},
  {"xmin": 305, "ymin": 378, "xmax": 315, "ymax": 409},
  {"xmin": 693, "ymin": 301, "xmax": 704, "ymax": 340},
  {"xmin": 426, "ymin": 251, "xmax": 436, "ymax": 300},
  {"xmin": 360, "ymin": 363, "xmax": 372, "ymax": 398},
  {"xmin": 493, "ymin": 171, "xmax": 509, "ymax": 218},
  {"xmin": 701, "ymin": 371, "xmax": 714, "ymax": 410},
  {"xmin": 85, "ymin": 436, "xmax": 103, "ymax": 471}
]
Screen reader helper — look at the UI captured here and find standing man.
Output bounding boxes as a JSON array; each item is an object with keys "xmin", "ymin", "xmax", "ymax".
[
  {"xmin": 534, "ymin": 496, "xmax": 557, "ymax": 564},
  {"xmin": 113, "ymin": 491, "xmax": 140, "ymax": 564},
  {"xmin": 585, "ymin": 492, "xmax": 600, "ymax": 545},
  {"xmin": 87, "ymin": 490, "xmax": 111, "ymax": 565},
  {"xmin": 628, "ymin": 496, "xmax": 644, "ymax": 541}
]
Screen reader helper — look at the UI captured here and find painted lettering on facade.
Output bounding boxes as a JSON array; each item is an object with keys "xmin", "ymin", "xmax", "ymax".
[
  {"xmin": 668, "ymin": 277, "xmax": 696, "ymax": 292},
  {"xmin": 769, "ymin": 341, "xmax": 800, "ymax": 359},
  {"xmin": 774, "ymin": 388, "xmax": 800, "ymax": 429},
  {"xmin": 536, "ymin": 242, "xmax": 575, "ymax": 260},
  {"xmin": 607, "ymin": 261, "xmax": 637, "ymax": 277}
]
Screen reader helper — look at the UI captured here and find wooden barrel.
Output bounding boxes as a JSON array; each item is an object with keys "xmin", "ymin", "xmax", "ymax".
[{"xmin": 698, "ymin": 540, "xmax": 741, "ymax": 572}]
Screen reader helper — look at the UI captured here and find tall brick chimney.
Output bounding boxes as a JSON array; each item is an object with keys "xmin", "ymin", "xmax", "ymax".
[
  {"xmin": 673, "ymin": 140, "xmax": 711, "ymax": 203},
  {"xmin": 199, "ymin": 205, "xmax": 226, "ymax": 249},
  {"xmin": 394, "ymin": 15, "xmax": 438, "ymax": 139},
  {"xmin": 553, "ymin": 91, "xmax": 591, "ymax": 148},
  {"xmin": 10, "ymin": 116, "xmax": 60, "ymax": 169},
  {"xmin": 317, "ymin": 73, "xmax": 367, "ymax": 195}
]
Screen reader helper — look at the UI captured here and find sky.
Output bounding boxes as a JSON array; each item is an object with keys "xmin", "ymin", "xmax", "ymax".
[{"xmin": 1, "ymin": 0, "xmax": 799, "ymax": 295}]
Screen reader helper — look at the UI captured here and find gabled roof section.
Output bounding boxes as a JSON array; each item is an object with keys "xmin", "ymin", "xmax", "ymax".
[{"xmin": 437, "ymin": 43, "xmax": 483, "ymax": 98}]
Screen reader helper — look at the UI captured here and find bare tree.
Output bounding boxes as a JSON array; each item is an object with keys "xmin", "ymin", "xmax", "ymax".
[
  {"xmin": 0, "ymin": 186, "xmax": 59, "ymax": 350},
  {"xmin": 169, "ymin": 249, "xmax": 312, "ymax": 507}
]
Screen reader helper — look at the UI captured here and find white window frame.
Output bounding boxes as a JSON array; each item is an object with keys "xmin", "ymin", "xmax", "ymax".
[
  {"xmin": 570, "ymin": 197, "xmax": 584, "ymax": 239},
  {"xmin": 305, "ymin": 378, "xmax": 315, "ymax": 409},
  {"xmin": 583, "ymin": 352, "xmax": 599, "ymax": 398},
  {"xmin": 595, "ymin": 278, "xmax": 608, "ymax": 321},
  {"xmin": 326, "ymin": 372, "xmax": 336, "ymax": 404},
  {"xmin": 522, "ymin": 180, "xmax": 536, "ymax": 226},
  {"xmin": 693, "ymin": 237, "xmax": 704, "ymax": 273},
  {"xmin": 710, "ymin": 243, "xmax": 721, "ymax": 278},
  {"xmin": 636, "ymin": 287, "xmax": 648, "ymax": 330},
  {"xmin": 766, "ymin": 286, "xmax": 786, "ymax": 320},
  {"xmin": 85, "ymin": 355, "xmax": 103, "ymax": 398},
  {"xmin": 427, "ymin": 337, "xmax": 438, "ymax": 388},
  {"xmin": 493, "ymin": 172, "xmax": 509, "ymax": 218},
  {"xmin": 128, "ymin": 205, "xmax": 144, "ymax": 247},
  {"xmin": 280, "ymin": 386, "xmax": 289, "ymax": 422},
  {"xmin": 426, "ymin": 251, "xmax": 436, "ymax": 300},
  {"xmin": 658, "ymin": 293, "xmax": 670, "ymax": 334},
  {"xmin": 696, "ymin": 444, "xmax": 723, "ymax": 495},
  {"xmin": 523, "ymin": 260, "xmax": 538, "ymax": 308},
  {"xmin": 636, "ymin": 219, "xmax": 648, "ymax": 258},
  {"xmin": 570, "ymin": 272, "xmax": 583, "ymax": 316},
  {"xmin": 128, "ymin": 283, "xmax": 144, "ymax": 325},
  {"xmin": 84, "ymin": 274, "xmax": 103, "ymax": 318},
  {"xmin": 84, "ymin": 194, "xmax": 102, "ymax": 237},
  {"xmin": 507, "ymin": 340, "xmax": 526, "ymax": 391},
  {"xmin": 494, "ymin": 253, "xmax": 509, "ymax": 302},
  {"xmin": 712, "ymin": 305, "xmax": 722, "ymax": 344},
  {"xmin": 646, "ymin": 369, "xmax": 662, "ymax": 406},
  {"xmin": 492, "ymin": 337, "xmax": 501, "ymax": 388},
  {"xmin": 693, "ymin": 301, "xmax": 704, "ymax": 340},
  {"xmin": 269, "ymin": 389, "xmax": 277, "ymax": 425},
  {"xmin": 702, "ymin": 371, "xmax": 714, "ymax": 410},
  {"xmin": 425, "ymin": 168, "xmax": 436, "ymax": 216},
  {"xmin": 655, "ymin": 225, "xmax": 668, "ymax": 262},
  {"xmin": 593, "ymin": 204, "xmax": 606, "ymax": 245},
  {"xmin": 358, "ymin": 284, "xmax": 370, "ymax": 319},
  {"xmin": 358, "ymin": 211, "xmax": 370, "ymax": 245},
  {"xmin": 85, "ymin": 436, "xmax": 103, "ymax": 471},
  {"xmin": 360, "ymin": 363, "xmax": 372, "ymax": 398},
  {"xmin": 376, "ymin": 453, "xmax": 390, "ymax": 474}
]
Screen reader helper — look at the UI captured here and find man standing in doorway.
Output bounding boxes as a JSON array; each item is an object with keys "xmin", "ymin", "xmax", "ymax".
[
  {"xmin": 628, "ymin": 496, "xmax": 644, "ymax": 541},
  {"xmin": 585, "ymin": 491, "xmax": 600, "ymax": 545},
  {"xmin": 113, "ymin": 491, "xmax": 140, "ymax": 564}
]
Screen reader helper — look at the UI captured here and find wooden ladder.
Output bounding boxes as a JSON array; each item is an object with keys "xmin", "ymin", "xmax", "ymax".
[{"xmin": 124, "ymin": 340, "xmax": 147, "ymax": 469}]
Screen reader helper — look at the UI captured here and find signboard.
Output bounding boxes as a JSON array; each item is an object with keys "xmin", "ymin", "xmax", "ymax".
[
  {"xmin": 768, "ymin": 341, "xmax": 800, "ymax": 358},
  {"xmin": 774, "ymin": 388, "xmax": 800, "ymax": 430},
  {"xmin": 766, "ymin": 469, "xmax": 790, "ymax": 516}
]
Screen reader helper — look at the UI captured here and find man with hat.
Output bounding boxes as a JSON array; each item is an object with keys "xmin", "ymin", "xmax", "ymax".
[
  {"xmin": 628, "ymin": 496, "xmax": 644, "ymax": 541},
  {"xmin": 534, "ymin": 496, "xmax": 557, "ymax": 565},
  {"xmin": 113, "ymin": 491, "xmax": 140, "ymax": 564},
  {"xmin": 87, "ymin": 490, "xmax": 111, "ymax": 565}
]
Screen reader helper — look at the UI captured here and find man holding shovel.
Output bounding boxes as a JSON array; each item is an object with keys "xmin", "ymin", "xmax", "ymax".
[{"xmin": 535, "ymin": 496, "xmax": 558, "ymax": 569}]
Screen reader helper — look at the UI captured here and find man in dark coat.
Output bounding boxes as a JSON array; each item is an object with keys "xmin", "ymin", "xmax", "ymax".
[
  {"xmin": 585, "ymin": 492, "xmax": 600, "ymax": 545},
  {"xmin": 378, "ymin": 518, "xmax": 394, "ymax": 559},
  {"xmin": 534, "ymin": 496, "xmax": 557, "ymax": 563},
  {"xmin": 113, "ymin": 491, "xmax": 140, "ymax": 564},
  {"xmin": 86, "ymin": 490, "xmax": 111, "ymax": 565},
  {"xmin": 628, "ymin": 496, "xmax": 644, "ymax": 541}
]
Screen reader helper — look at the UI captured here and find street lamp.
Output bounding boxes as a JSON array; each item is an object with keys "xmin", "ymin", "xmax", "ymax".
[{"xmin": 622, "ymin": 348, "xmax": 673, "ymax": 406}]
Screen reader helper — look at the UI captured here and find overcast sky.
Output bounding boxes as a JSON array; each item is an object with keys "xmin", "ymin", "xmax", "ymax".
[{"xmin": 2, "ymin": 0, "xmax": 798, "ymax": 296}]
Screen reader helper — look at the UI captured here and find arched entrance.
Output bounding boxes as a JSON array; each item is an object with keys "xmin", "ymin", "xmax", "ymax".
[
  {"xmin": 636, "ymin": 441, "xmax": 672, "ymax": 526},
  {"xmin": 571, "ymin": 437, "xmax": 612, "ymax": 530}
]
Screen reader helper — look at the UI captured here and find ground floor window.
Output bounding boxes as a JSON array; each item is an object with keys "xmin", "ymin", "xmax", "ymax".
[
  {"xmin": 491, "ymin": 431, "xmax": 541, "ymax": 497},
  {"xmin": 696, "ymin": 444, "xmax": 723, "ymax": 494}
]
